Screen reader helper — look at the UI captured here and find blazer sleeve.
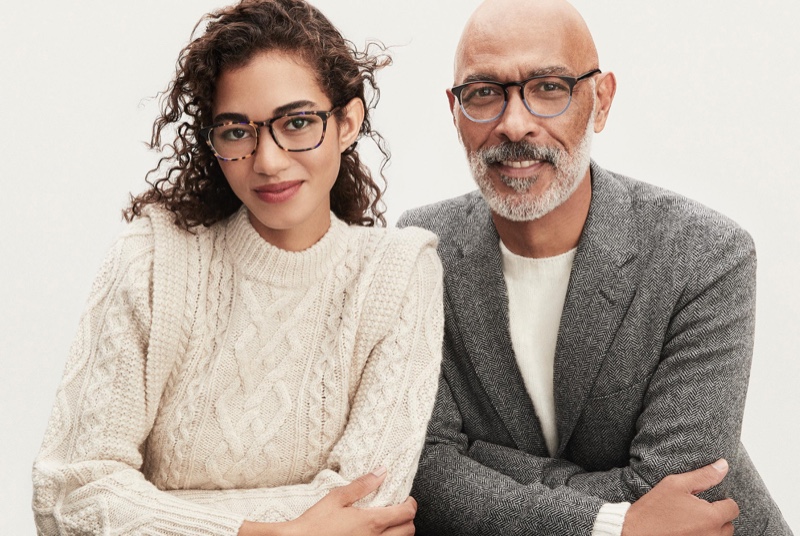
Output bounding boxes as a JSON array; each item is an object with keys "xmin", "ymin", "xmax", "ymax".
[
  {"xmin": 404, "ymin": 204, "xmax": 757, "ymax": 535},
  {"xmin": 412, "ymin": 334, "xmax": 609, "ymax": 536},
  {"xmin": 453, "ymin": 223, "xmax": 757, "ymax": 504}
]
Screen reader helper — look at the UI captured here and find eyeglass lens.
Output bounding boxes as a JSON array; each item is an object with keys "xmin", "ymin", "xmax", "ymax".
[
  {"xmin": 460, "ymin": 76, "xmax": 575, "ymax": 121},
  {"xmin": 209, "ymin": 113, "xmax": 326, "ymax": 159}
]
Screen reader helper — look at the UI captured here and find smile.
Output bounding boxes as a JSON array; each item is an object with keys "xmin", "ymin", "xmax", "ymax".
[{"xmin": 500, "ymin": 160, "xmax": 542, "ymax": 169}]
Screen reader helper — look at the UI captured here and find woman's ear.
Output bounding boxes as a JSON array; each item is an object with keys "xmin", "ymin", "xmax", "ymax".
[{"xmin": 337, "ymin": 97, "xmax": 366, "ymax": 152}]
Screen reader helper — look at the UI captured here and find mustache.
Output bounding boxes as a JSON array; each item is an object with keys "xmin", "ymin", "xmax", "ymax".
[{"xmin": 477, "ymin": 142, "xmax": 561, "ymax": 167}]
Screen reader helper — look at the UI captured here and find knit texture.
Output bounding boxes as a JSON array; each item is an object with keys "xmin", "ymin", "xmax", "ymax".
[
  {"xmin": 500, "ymin": 241, "xmax": 575, "ymax": 457},
  {"xmin": 592, "ymin": 502, "xmax": 630, "ymax": 536},
  {"xmin": 499, "ymin": 243, "xmax": 629, "ymax": 536},
  {"xmin": 32, "ymin": 206, "xmax": 444, "ymax": 536}
]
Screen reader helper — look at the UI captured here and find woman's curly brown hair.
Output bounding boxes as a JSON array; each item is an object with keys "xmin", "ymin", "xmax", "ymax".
[{"xmin": 125, "ymin": 0, "xmax": 390, "ymax": 229}]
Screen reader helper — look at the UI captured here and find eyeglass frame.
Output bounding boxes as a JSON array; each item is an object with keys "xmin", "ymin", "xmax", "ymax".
[
  {"xmin": 199, "ymin": 107, "xmax": 340, "ymax": 162},
  {"xmin": 450, "ymin": 69, "xmax": 602, "ymax": 123}
]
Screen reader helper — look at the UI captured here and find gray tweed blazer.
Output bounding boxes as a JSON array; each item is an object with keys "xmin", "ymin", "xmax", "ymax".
[{"xmin": 398, "ymin": 162, "xmax": 791, "ymax": 536}]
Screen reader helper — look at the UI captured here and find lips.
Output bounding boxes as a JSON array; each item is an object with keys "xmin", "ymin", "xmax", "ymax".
[
  {"xmin": 480, "ymin": 141, "xmax": 560, "ymax": 169},
  {"xmin": 500, "ymin": 159, "xmax": 543, "ymax": 169},
  {"xmin": 254, "ymin": 180, "xmax": 303, "ymax": 203},
  {"xmin": 494, "ymin": 159, "xmax": 549, "ymax": 179}
]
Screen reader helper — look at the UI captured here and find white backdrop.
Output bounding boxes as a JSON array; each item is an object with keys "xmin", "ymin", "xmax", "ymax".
[{"xmin": 1, "ymin": 1, "xmax": 797, "ymax": 533}]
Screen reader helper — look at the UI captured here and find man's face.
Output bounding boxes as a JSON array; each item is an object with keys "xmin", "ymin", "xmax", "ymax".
[{"xmin": 451, "ymin": 20, "xmax": 600, "ymax": 222}]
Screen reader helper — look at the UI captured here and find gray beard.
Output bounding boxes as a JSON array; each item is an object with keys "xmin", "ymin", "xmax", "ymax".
[
  {"xmin": 499, "ymin": 175, "xmax": 536, "ymax": 193},
  {"xmin": 468, "ymin": 118, "xmax": 594, "ymax": 222}
]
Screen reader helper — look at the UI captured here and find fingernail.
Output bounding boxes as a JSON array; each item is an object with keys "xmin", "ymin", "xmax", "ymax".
[
  {"xmin": 712, "ymin": 459, "xmax": 728, "ymax": 471},
  {"xmin": 371, "ymin": 466, "xmax": 387, "ymax": 477}
]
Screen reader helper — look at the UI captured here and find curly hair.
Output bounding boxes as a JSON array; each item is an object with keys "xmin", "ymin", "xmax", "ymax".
[{"xmin": 125, "ymin": 0, "xmax": 390, "ymax": 229}]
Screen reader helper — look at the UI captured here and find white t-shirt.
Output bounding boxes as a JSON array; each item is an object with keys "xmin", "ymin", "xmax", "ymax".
[{"xmin": 500, "ymin": 239, "xmax": 629, "ymax": 536}]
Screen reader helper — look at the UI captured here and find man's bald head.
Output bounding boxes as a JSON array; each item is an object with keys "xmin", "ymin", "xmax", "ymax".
[
  {"xmin": 446, "ymin": 0, "xmax": 617, "ymax": 229},
  {"xmin": 455, "ymin": 0, "xmax": 598, "ymax": 83}
]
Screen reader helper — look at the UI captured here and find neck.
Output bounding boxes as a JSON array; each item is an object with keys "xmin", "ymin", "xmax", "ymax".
[
  {"xmin": 247, "ymin": 208, "xmax": 332, "ymax": 252},
  {"xmin": 493, "ymin": 170, "xmax": 592, "ymax": 258}
]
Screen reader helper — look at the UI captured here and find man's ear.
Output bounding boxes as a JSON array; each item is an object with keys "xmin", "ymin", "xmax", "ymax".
[
  {"xmin": 338, "ymin": 97, "xmax": 365, "ymax": 152},
  {"xmin": 446, "ymin": 89, "xmax": 458, "ymax": 126},
  {"xmin": 593, "ymin": 71, "xmax": 617, "ymax": 133}
]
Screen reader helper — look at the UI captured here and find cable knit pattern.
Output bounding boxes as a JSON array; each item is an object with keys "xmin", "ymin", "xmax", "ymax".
[{"xmin": 32, "ymin": 206, "xmax": 443, "ymax": 536}]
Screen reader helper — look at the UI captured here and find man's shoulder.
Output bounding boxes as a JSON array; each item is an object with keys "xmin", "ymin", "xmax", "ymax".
[
  {"xmin": 397, "ymin": 190, "xmax": 486, "ymax": 236},
  {"xmin": 597, "ymin": 166, "xmax": 752, "ymax": 249}
]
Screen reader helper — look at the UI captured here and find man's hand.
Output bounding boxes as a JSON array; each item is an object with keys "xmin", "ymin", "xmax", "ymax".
[{"xmin": 622, "ymin": 460, "xmax": 739, "ymax": 536}]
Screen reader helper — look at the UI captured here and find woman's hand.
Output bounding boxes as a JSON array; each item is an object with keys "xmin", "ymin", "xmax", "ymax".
[{"xmin": 238, "ymin": 468, "xmax": 417, "ymax": 536}]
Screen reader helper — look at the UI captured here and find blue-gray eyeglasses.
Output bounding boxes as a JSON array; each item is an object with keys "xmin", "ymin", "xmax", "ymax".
[{"xmin": 450, "ymin": 69, "xmax": 601, "ymax": 122}]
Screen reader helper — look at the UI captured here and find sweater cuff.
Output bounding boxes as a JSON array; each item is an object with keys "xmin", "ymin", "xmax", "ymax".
[{"xmin": 591, "ymin": 502, "xmax": 630, "ymax": 536}]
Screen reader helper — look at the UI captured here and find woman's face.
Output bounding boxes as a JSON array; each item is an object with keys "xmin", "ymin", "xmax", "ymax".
[{"xmin": 212, "ymin": 50, "xmax": 364, "ymax": 251}]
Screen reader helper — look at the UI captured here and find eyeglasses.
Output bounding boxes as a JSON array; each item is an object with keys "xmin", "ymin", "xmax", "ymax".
[
  {"xmin": 200, "ymin": 108, "xmax": 339, "ymax": 161},
  {"xmin": 450, "ymin": 69, "xmax": 601, "ymax": 123}
]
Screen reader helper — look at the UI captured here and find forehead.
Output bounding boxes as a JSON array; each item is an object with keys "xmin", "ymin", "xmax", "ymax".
[
  {"xmin": 214, "ymin": 51, "xmax": 328, "ymax": 115},
  {"xmin": 455, "ymin": 12, "xmax": 584, "ymax": 83}
]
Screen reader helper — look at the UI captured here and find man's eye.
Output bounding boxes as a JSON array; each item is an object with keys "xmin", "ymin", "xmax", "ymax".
[
  {"xmin": 533, "ymin": 80, "xmax": 569, "ymax": 93},
  {"xmin": 464, "ymin": 84, "xmax": 502, "ymax": 102}
]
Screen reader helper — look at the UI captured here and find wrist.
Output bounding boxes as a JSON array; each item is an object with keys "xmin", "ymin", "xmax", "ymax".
[
  {"xmin": 238, "ymin": 520, "xmax": 296, "ymax": 536},
  {"xmin": 594, "ymin": 502, "xmax": 630, "ymax": 536}
]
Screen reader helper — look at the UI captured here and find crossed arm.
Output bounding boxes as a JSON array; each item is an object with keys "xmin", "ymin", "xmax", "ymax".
[
  {"xmin": 411, "ymin": 226, "xmax": 755, "ymax": 535},
  {"xmin": 32, "ymin": 225, "xmax": 444, "ymax": 536}
]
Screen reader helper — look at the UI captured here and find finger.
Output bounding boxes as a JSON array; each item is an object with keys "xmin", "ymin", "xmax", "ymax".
[
  {"xmin": 673, "ymin": 459, "xmax": 729, "ymax": 494},
  {"xmin": 330, "ymin": 467, "xmax": 387, "ymax": 506},
  {"xmin": 381, "ymin": 520, "xmax": 416, "ymax": 536},
  {"xmin": 711, "ymin": 497, "xmax": 740, "ymax": 524},
  {"xmin": 721, "ymin": 521, "xmax": 735, "ymax": 536},
  {"xmin": 368, "ymin": 498, "xmax": 417, "ymax": 529}
]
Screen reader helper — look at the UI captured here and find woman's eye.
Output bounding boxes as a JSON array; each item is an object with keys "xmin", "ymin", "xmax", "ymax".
[
  {"xmin": 221, "ymin": 127, "xmax": 252, "ymax": 141},
  {"xmin": 286, "ymin": 117, "xmax": 312, "ymax": 131},
  {"xmin": 278, "ymin": 115, "xmax": 322, "ymax": 137}
]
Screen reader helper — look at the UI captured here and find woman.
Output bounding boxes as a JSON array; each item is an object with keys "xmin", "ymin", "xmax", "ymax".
[{"xmin": 31, "ymin": 1, "xmax": 443, "ymax": 535}]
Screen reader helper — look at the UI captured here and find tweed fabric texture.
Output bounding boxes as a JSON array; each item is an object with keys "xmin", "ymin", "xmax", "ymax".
[
  {"xmin": 32, "ymin": 206, "xmax": 444, "ymax": 535},
  {"xmin": 399, "ymin": 162, "xmax": 792, "ymax": 536},
  {"xmin": 500, "ymin": 242, "xmax": 575, "ymax": 457}
]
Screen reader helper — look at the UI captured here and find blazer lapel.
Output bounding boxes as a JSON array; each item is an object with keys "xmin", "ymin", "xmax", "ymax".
[
  {"xmin": 554, "ymin": 163, "xmax": 640, "ymax": 457},
  {"xmin": 446, "ymin": 199, "xmax": 547, "ymax": 454}
]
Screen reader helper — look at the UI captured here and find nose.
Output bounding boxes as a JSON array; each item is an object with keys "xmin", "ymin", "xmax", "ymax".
[
  {"xmin": 252, "ymin": 127, "xmax": 292, "ymax": 176},
  {"xmin": 494, "ymin": 88, "xmax": 542, "ymax": 142}
]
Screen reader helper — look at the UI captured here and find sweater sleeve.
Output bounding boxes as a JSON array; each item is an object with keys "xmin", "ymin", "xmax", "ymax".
[
  {"xmin": 165, "ymin": 232, "xmax": 445, "ymax": 522},
  {"xmin": 32, "ymin": 219, "xmax": 246, "ymax": 536}
]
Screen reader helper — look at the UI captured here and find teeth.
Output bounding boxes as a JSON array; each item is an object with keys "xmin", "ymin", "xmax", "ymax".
[{"xmin": 501, "ymin": 160, "xmax": 539, "ymax": 168}]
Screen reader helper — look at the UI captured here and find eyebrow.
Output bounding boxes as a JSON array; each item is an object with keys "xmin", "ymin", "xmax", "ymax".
[
  {"xmin": 458, "ymin": 66, "xmax": 573, "ymax": 85},
  {"xmin": 212, "ymin": 100, "xmax": 319, "ymax": 124},
  {"xmin": 212, "ymin": 112, "xmax": 248, "ymax": 123},
  {"xmin": 273, "ymin": 99, "xmax": 318, "ymax": 116}
]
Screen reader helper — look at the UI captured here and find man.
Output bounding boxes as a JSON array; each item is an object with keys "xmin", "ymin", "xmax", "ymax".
[{"xmin": 398, "ymin": 0, "xmax": 792, "ymax": 534}]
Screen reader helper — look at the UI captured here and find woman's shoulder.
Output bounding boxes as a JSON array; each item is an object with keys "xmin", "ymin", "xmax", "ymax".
[
  {"xmin": 344, "ymin": 223, "xmax": 442, "ymax": 295},
  {"xmin": 137, "ymin": 205, "xmax": 215, "ymax": 241},
  {"xmin": 341, "ymin": 224, "xmax": 443, "ymax": 344},
  {"xmin": 108, "ymin": 206, "xmax": 222, "ymax": 292},
  {"xmin": 348, "ymin": 223, "xmax": 439, "ymax": 260}
]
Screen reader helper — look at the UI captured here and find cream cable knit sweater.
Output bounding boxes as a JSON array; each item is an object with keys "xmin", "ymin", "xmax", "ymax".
[{"xmin": 32, "ymin": 206, "xmax": 444, "ymax": 536}]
